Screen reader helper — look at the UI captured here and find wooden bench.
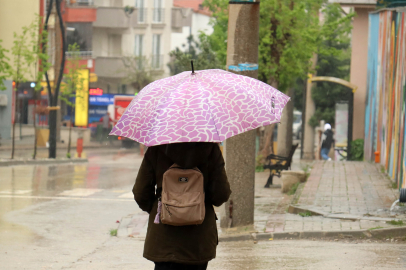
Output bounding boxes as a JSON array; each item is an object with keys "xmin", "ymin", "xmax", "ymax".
[{"xmin": 263, "ymin": 144, "xmax": 299, "ymax": 188}]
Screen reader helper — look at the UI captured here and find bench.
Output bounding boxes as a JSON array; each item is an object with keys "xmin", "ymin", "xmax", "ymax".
[{"xmin": 263, "ymin": 144, "xmax": 299, "ymax": 188}]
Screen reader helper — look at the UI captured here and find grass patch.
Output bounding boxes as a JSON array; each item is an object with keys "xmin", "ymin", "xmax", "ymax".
[
  {"xmin": 298, "ymin": 211, "xmax": 312, "ymax": 217},
  {"xmin": 386, "ymin": 220, "xmax": 404, "ymax": 226},
  {"xmin": 287, "ymin": 182, "xmax": 300, "ymax": 195},
  {"xmin": 302, "ymin": 164, "xmax": 312, "ymax": 181},
  {"xmin": 109, "ymin": 229, "xmax": 118, "ymax": 236},
  {"xmin": 368, "ymin": 226, "xmax": 384, "ymax": 231},
  {"xmin": 255, "ymin": 166, "xmax": 264, "ymax": 172},
  {"xmin": 390, "ymin": 182, "xmax": 398, "ymax": 189}
]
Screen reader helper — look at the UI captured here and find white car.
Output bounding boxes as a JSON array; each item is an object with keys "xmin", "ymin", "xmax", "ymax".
[{"xmin": 293, "ymin": 111, "xmax": 302, "ymax": 139}]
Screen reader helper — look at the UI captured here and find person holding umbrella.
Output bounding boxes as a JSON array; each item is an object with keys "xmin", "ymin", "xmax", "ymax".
[{"xmin": 111, "ymin": 63, "xmax": 290, "ymax": 269}]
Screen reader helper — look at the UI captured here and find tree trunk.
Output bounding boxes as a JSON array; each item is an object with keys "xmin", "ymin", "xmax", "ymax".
[
  {"xmin": 33, "ymin": 94, "xmax": 38, "ymax": 160},
  {"xmin": 67, "ymin": 109, "xmax": 72, "ymax": 158},
  {"xmin": 276, "ymin": 88, "xmax": 294, "ymax": 157},
  {"xmin": 11, "ymin": 89, "xmax": 16, "ymax": 159},
  {"xmin": 48, "ymin": 110, "xmax": 57, "ymax": 158},
  {"xmin": 260, "ymin": 124, "xmax": 275, "ymax": 159}
]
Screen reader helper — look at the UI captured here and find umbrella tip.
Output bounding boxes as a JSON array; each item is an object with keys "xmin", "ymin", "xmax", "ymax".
[{"xmin": 191, "ymin": 60, "xmax": 195, "ymax": 75}]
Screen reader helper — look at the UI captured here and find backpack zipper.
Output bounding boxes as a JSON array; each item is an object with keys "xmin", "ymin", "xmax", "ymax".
[{"xmin": 164, "ymin": 203, "xmax": 172, "ymax": 216}]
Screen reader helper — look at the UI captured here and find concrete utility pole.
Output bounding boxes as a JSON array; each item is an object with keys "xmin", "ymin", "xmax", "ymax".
[{"xmin": 221, "ymin": 0, "xmax": 260, "ymax": 228}]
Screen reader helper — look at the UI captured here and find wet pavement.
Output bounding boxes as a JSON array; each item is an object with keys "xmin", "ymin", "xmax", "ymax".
[
  {"xmin": 0, "ymin": 148, "xmax": 144, "ymax": 269},
  {"xmin": 1, "ymin": 148, "xmax": 406, "ymax": 269}
]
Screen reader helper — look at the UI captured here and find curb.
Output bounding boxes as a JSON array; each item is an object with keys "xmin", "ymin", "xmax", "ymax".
[
  {"xmin": 288, "ymin": 204, "xmax": 401, "ymax": 222},
  {"xmin": 0, "ymin": 158, "xmax": 88, "ymax": 167},
  {"xmin": 218, "ymin": 226, "xmax": 406, "ymax": 242}
]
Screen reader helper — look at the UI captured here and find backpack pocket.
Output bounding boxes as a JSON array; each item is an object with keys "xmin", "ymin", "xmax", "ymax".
[{"xmin": 161, "ymin": 191, "xmax": 205, "ymax": 226}]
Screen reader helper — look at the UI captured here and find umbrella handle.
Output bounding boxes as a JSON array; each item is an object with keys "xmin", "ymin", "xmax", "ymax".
[{"xmin": 191, "ymin": 60, "xmax": 195, "ymax": 74}]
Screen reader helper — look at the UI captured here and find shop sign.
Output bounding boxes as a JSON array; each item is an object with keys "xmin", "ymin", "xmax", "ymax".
[
  {"xmin": 89, "ymin": 88, "xmax": 103, "ymax": 95},
  {"xmin": 75, "ymin": 69, "xmax": 89, "ymax": 127}
]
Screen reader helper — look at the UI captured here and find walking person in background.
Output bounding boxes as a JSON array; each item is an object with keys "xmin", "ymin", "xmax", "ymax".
[
  {"xmin": 99, "ymin": 111, "xmax": 113, "ymax": 145},
  {"xmin": 321, "ymin": 123, "xmax": 334, "ymax": 161},
  {"xmin": 133, "ymin": 142, "xmax": 231, "ymax": 270}
]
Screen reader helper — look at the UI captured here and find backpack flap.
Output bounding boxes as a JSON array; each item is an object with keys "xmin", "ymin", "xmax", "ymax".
[{"xmin": 160, "ymin": 165, "xmax": 205, "ymax": 226}]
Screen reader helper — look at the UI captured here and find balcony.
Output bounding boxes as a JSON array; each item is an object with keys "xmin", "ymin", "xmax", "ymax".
[
  {"xmin": 65, "ymin": 0, "xmax": 94, "ymax": 6},
  {"xmin": 152, "ymin": 8, "xmax": 165, "ymax": 24},
  {"xmin": 93, "ymin": 7, "xmax": 138, "ymax": 28},
  {"xmin": 62, "ymin": 0, "xmax": 97, "ymax": 22},
  {"xmin": 95, "ymin": 57, "xmax": 127, "ymax": 78},
  {"xmin": 137, "ymin": 8, "xmax": 148, "ymax": 24},
  {"xmin": 151, "ymin": 55, "xmax": 164, "ymax": 70},
  {"xmin": 65, "ymin": 51, "xmax": 93, "ymax": 59}
]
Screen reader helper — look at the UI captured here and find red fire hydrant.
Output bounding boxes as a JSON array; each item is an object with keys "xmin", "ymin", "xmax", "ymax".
[{"xmin": 77, "ymin": 131, "xmax": 84, "ymax": 158}]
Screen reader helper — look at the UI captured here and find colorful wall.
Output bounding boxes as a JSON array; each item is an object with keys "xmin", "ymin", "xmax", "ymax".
[{"xmin": 364, "ymin": 10, "xmax": 406, "ymax": 188}]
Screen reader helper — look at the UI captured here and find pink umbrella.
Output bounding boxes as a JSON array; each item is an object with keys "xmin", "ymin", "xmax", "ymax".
[{"xmin": 110, "ymin": 69, "xmax": 290, "ymax": 146}]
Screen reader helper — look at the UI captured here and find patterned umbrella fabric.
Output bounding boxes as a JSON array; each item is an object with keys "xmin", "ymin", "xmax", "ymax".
[{"xmin": 110, "ymin": 69, "xmax": 290, "ymax": 146}]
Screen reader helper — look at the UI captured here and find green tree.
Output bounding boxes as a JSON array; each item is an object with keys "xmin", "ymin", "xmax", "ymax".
[
  {"xmin": 0, "ymin": 40, "xmax": 10, "ymax": 91},
  {"xmin": 26, "ymin": 16, "xmax": 52, "ymax": 159},
  {"xmin": 168, "ymin": 34, "xmax": 223, "ymax": 75},
  {"xmin": 60, "ymin": 43, "xmax": 85, "ymax": 158},
  {"xmin": 309, "ymin": 4, "xmax": 353, "ymax": 127},
  {"xmin": 202, "ymin": 0, "xmax": 353, "ymax": 157},
  {"xmin": 121, "ymin": 55, "xmax": 153, "ymax": 93},
  {"xmin": 8, "ymin": 21, "xmax": 36, "ymax": 159}
]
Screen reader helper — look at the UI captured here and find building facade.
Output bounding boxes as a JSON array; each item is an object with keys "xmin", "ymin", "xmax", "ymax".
[
  {"xmin": 329, "ymin": 0, "xmax": 376, "ymax": 140},
  {"xmin": 171, "ymin": 0, "xmax": 213, "ymax": 51},
  {"xmin": 364, "ymin": 8, "xmax": 406, "ymax": 188},
  {"xmin": 64, "ymin": 0, "xmax": 174, "ymax": 95}
]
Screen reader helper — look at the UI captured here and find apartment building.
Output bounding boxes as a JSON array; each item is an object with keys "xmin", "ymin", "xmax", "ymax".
[
  {"xmin": 171, "ymin": 0, "xmax": 213, "ymax": 51},
  {"xmin": 64, "ymin": 0, "xmax": 174, "ymax": 94}
]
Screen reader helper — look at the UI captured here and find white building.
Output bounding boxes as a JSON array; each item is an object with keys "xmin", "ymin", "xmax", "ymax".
[
  {"xmin": 171, "ymin": 0, "xmax": 213, "ymax": 51},
  {"xmin": 90, "ymin": 0, "xmax": 174, "ymax": 94}
]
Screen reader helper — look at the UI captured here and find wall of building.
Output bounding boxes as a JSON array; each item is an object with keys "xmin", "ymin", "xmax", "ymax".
[
  {"xmin": 171, "ymin": 12, "xmax": 212, "ymax": 51},
  {"xmin": 0, "ymin": 0, "xmax": 41, "ymax": 80},
  {"xmin": 364, "ymin": 10, "xmax": 406, "ymax": 188},
  {"xmin": 350, "ymin": 7, "xmax": 374, "ymax": 140}
]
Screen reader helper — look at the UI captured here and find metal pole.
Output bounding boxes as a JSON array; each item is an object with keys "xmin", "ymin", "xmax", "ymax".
[{"xmin": 221, "ymin": 0, "xmax": 260, "ymax": 228}]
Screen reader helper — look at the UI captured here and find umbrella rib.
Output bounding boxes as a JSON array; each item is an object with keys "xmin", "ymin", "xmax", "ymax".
[
  {"xmin": 195, "ymin": 78, "xmax": 222, "ymax": 142},
  {"xmin": 144, "ymin": 73, "xmax": 191, "ymax": 144}
]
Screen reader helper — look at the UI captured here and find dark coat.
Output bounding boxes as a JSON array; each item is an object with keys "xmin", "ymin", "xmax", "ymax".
[
  {"xmin": 321, "ymin": 129, "xmax": 334, "ymax": 149},
  {"xmin": 133, "ymin": 142, "xmax": 231, "ymax": 265}
]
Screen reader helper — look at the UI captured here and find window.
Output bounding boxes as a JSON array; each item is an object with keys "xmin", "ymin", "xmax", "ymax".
[
  {"xmin": 135, "ymin": 0, "xmax": 145, "ymax": 23},
  {"xmin": 134, "ymin": 35, "xmax": 143, "ymax": 56},
  {"xmin": 152, "ymin": 34, "xmax": 161, "ymax": 56},
  {"xmin": 154, "ymin": 0, "xmax": 162, "ymax": 8},
  {"xmin": 152, "ymin": 34, "xmax": 161, "ymax": 69},
  {"xmin": 153, "ymin": 0, "xmax": 163, "ymax": 23}
]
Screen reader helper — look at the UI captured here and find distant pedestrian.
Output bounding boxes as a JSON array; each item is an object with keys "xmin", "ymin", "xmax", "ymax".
[
  {"xmin": 99, "ymin": 112, "xmax": 113, "ymax": 145},
  {"xmin": 133, "ymin": 142, "xmax": 231, "ymax": 270},
  {"xmin": 321, "ymin": 123, "xmax": 334, "ymax": 161}
]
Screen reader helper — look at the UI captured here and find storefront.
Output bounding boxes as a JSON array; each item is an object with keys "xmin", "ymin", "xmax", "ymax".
[{"xmin": 88, "ymin": 93, "xmax": 114, "ymax": 123}]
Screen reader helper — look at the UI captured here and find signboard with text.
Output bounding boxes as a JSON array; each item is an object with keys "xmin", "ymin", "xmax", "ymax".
[{"xmin": 75, "ymin": 69, "xmax": 90, "ymax": 127}]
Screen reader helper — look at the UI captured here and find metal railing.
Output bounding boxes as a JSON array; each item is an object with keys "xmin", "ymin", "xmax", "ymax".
[
  {"xmin": 137, "ymin": 8, "xmax": 147, "ymax": 23},
  {"xmin": 65, "ymin": 51, "xmax": 93, "ymax": 59},
  {"xmin": 65, "ymin": 0, "xmax": 94, "ymax": 6},
  {"xmin": 152, "ymin": 8, "xmax": 165, "ymax": 23},
  {"xmin": 151, "ymin": 55, "xmax": 164, "ymax": 70}
]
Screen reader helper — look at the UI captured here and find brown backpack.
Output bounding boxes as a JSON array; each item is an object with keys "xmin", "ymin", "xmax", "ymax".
[{"xmin": 156, "ymin": 164, "xmax": 205, "ymax": 226}]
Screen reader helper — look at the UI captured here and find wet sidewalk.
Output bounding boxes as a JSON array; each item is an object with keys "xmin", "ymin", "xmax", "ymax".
[
  {"xmin": 253, "ymin": 161, "xmax": 403, "ymax": 236},
  {"xmin": 118, "ymin": 160, "xmax": 405, "ymax": 240}
]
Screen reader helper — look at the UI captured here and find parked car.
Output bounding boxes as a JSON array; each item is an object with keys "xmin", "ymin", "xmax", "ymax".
[{"xmin": 293, "ymin": 111, "xmax": 302, "ymax": 139}]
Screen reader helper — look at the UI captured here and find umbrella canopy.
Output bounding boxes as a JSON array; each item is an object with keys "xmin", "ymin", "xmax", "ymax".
[{"xmin": 110, "ymin": 69, "xmax": 290, "ymax": 146}]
